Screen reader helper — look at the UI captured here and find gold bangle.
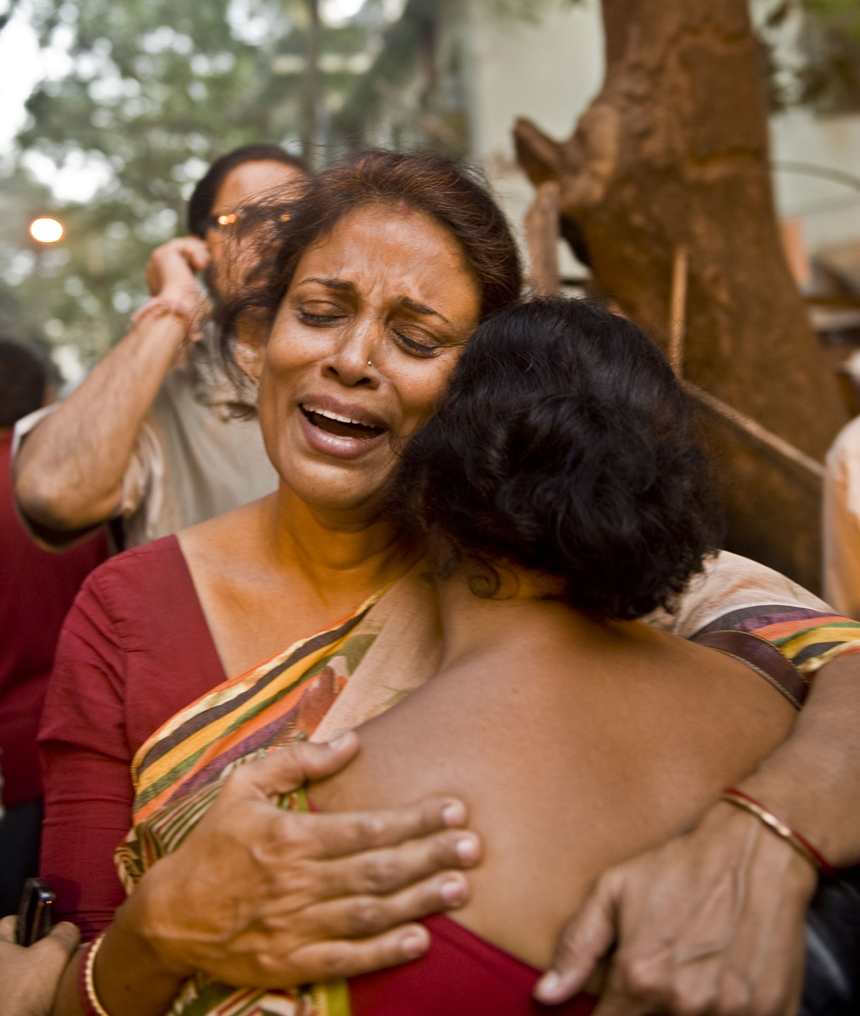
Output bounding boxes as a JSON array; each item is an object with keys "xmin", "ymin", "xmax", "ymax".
[
  {"xmin": 83, "ymin": 932, "xmax": 114, "ymax": 1016},
  {"xmin": 720, "ymin": 787, "xmax": 835, "ymax": 876}
]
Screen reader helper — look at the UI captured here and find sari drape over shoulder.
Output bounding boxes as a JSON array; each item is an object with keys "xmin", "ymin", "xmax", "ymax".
[{"xmin": 118, "ymin": 564, "xmax": 442, "ymax": 1016}]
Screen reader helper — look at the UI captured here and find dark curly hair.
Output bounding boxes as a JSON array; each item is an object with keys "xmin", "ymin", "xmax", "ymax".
[
  {"xmin": 216, "ymin": 149, "xmax": 523, "ymax": 366},
  {"xmin": 0, "ymin": 339, "xmax": 47, "ymax": 428},
  {"xmin": 395, "ymin": 298, "xmax": 724, "ymax": 620}
]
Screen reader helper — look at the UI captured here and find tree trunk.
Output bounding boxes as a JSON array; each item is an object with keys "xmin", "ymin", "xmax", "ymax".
[{"xmin": 514, "ymin": 0, "xmax": 846, "ymax": 592}]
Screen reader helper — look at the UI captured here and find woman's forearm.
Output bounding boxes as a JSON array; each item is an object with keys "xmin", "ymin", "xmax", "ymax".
[
  {"xmin": 51, "ymin": 871, "xmax": 191, "ymax": 1016},
  {"xmin": 728, "ymin": 650, "xmax": 860, "ymax": 866},
  {"xmin": 93, "ymin": 894, "xmax": 187, "ymax": 1016},
  {"xmin": 50, "ymin": 909, "xmax": 185, "ymax": 1016}
]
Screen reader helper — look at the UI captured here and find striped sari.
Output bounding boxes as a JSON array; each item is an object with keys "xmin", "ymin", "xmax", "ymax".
[
  {"xmin": 114, "ymin": 553, "xmax": 860, "ymax": 1016},
  {"xmin": 117, "ymin": 564, "xmax": 442, "ymax": 1016}
]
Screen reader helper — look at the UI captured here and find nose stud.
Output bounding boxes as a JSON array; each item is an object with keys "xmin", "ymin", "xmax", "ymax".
[{"xmin": 367, "ymin": 359, "xmax": 372, "ymax": 367}]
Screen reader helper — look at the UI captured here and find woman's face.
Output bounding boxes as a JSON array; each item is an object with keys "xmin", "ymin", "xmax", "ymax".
[{"xmin": 257, "ymin": 203, "xmax": 481, "ymax": 516}]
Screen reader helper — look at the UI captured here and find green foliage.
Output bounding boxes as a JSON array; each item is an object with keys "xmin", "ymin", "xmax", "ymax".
[
  {"xmin": 0, "ymin": 0, "xmax": 379, "ymax": 368},
  {"xmin": 799, "ymin": 0, "xmax": 860, "ymax": 110},
  {"xmin": 5, "ymin": 0, "xmax": 859, "ymax": 374},
  {"xmin": 803, "ymin": 0, "xmax": 860, "ymax": 30},
  {"xmin": 757, "ymin": 0, "xmax": 860, "ymax": 111}
]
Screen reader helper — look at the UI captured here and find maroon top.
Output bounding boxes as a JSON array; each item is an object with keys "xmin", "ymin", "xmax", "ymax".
[
  {"xmin": 0, "ymin": 432, "xmax": 108, "ymax": 810},
  {"xmin": 351, "ymin": 914, "xmax": 596, "ymax": 1015},
  {"xmin": 38, "ymin": 535, "xmax": 225, "ymax": 936}
]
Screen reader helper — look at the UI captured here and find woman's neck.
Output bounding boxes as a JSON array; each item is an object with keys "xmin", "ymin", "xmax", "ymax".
[
  {"xmin": 259, "ymin": 482, "xmax": 414, "ymax": 585},
  {"xmin": 177, "ymin": 481, "xmax": 421, "ymax": 680},
  {"xmin": 435, "ymin": 569, "xmax": 617, "ymax": 671}
]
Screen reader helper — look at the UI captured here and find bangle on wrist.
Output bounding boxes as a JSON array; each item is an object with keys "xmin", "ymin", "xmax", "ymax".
[
  {"xmin": 79, "ymin": 932, "xmax": 114, "ymax": 1016},
  {"xmin": 131, "ymin": 295, "xmax": 196, "ymax": 333},
  {"xmin": 720, "ymin": 787, "xmax": 835, "ymax": 877}
]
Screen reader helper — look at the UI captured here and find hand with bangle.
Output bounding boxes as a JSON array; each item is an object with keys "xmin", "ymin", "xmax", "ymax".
[
  {"xmin": 81, "ymin": 932, "xmax": 109, "ymax": 1016},
  {"xmin": 136, "ymin": 236, "xmax": 212, "ymax": 344},
  {"xmin": 720, "ymin": 787, "xmax": 835, "ymax": 878},
  {"xmin": 131, "ymin": 294, "xmax": 200, "ymax": 335},
  {"xmin": 535, "ymin": 784, "xmax": 825, "ymax": 1014}
]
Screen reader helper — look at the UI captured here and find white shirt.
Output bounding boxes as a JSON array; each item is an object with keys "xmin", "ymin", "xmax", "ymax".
[
  {"xmin": 14, "ymin": 333, "xmax": 278, "ymax": 547},
  {"xmin": 823, "ymin": 414, "xmax": 860, "ymax": 619}
]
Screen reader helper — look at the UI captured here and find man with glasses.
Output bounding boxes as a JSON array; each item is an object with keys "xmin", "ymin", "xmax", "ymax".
[{"xmin": 14, "ymin": 145, "xmax": 306, "ymax": 549}]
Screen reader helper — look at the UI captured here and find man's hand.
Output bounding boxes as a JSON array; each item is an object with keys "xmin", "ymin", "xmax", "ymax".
[
  {"xmin": 144, "ymin": 237, "xmax": 210, "ymax": 310},
  {"xmin": 101, "ymin": 733, "xmax": 481, "ymax": 1013},
  {"xmin": 536, "ymin": 803, "xmax": 816, "ymax": 1016},
  {"xmin": 0, "ymin": 915, "xmax": 80, "ymax": 1016}
]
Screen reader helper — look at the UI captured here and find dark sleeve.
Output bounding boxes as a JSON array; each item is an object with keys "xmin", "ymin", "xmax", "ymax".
[
  {"xmin": 38, "ymin": 570, "xmax": 134, "ymax": 940},
  {"xmin": 693, "ymin": 604, "xmax": 860, "ymax": 690}
]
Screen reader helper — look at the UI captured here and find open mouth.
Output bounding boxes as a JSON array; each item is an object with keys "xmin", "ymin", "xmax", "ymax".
[{"xmin": 300, "ymin": 404, "xmax": 386, "ymax": 441}]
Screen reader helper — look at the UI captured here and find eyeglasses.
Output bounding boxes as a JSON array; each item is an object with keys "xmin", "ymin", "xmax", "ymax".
[
  {"xmin": 203, "ymin": 209, "xmax": 291, "ymax": 234},
  {"xmin": 203, "ymin": 210, "xmax": 240, "ymax": 233}
]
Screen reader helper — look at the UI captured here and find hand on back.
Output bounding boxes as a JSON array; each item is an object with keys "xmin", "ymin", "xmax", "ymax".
[
  {"xmin": 538, "ymin": 803, "xmax": 815, "ymax": 1016},
  {"xmin": 120, "ymin": 734, "xmax": 481, "ymax": 989}
]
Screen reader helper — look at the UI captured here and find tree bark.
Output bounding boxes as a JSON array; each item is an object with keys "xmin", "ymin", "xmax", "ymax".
[{"xmin": 514, "ymin": 0, "xmax": 846, "ymax": 592}]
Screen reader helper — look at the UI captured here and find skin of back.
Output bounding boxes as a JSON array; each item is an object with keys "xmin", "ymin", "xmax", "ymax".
[{"xmin": 312, "ymin": 581, "xmax": 797, "ymax": 970}]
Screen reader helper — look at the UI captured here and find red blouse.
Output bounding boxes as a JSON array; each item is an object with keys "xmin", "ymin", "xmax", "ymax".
[{"xmin": 38, "ymin": 535, "xmax": 225, "ymax": 937}]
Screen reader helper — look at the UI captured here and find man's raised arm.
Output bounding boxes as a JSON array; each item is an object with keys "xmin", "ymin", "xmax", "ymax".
[{"xmin": 14, "ymin": 240, "xmax": 206, "ymax": 536}]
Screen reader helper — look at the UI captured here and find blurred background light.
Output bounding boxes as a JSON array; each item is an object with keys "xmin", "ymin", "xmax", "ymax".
[{"xmin": 29, "ymin": 217, "xmax": 64, "ymax": 243}]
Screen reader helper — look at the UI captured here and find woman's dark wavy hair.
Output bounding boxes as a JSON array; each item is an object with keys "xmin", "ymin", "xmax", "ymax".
[
  {"xmin": 395, "ymin": 298, "xmax": 724, "ymax": 620},
  {"xmin": 216, "ymin": 149, "xmax": 523, "ymax": 366}
]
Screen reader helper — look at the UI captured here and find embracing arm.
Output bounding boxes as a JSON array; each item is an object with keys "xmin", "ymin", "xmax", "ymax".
[
  {"xmin": 14, "ymin": 239, "xmax": 206, "ymax": 533},
  {"xmin": 538, "ymin": 651, "xmax": 860, "ymax": 1015},
  {"xmin": 538, "ymin": 553, "xmax": 860, "ymax": 1015},
  {"xmin": 735, "ymin": 650, "xmax": 860, "ymax": 867}
]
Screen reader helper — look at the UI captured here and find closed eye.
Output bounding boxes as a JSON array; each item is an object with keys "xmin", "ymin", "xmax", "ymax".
[
  {"xmin": 392, "ymin": 327, "xmax": 441, "ymax": 358},
  {"xmin": 298, "ymin": 310, "xmax": 346, "ymax": 325}
]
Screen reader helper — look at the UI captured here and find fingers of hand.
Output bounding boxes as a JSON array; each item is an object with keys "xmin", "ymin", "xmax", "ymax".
[
  {"xmin": 302, "ymin": 797, "xmax": 471, "ymax": 860},
  {"xmin": 182, "ymin": 237, "xmax": 210, "ymax": 270},
  {"xmin": 587, "ymin": 878, "xmax": 808, "ymax": 1016},
  {"xmin": 0, "ymin": 914, "xmax": 16, "ymax": 943},
  {"xmin": 162, "ymin": 236, "xmax": 209, "ymax": 265},
  {"xmin": 592, "ymin": 944, "xmax": 686, "ymax": 1016},
  {"xmin": 304, "ymin": 870, "xmax": 471, "ymax": 941},
  {"xmin": 319, "ymin": 828, "xmax": 481, "ymax": 899},
  {"xmin": 590, "ymin": 955, "xmax": 767, "ymax": 1016},
  {"xmin": 273, "ymin": 923, "xmax": 431, "ymax": 983},
  {"xmin": 145, "ymin": 238, "xmax": 205, "ymax": 293},
  {"xmin": 25, "ymin": 931, "xmax": 81, "ymax": 986},
  {"xmin": 0, "ymin": 915, "xmax": 79, "ymax": 959},
  {"xmin": 227, "ymin": 737, "xmax": 361, "ymax": 803},
  {"xmin": 536, "ymin": 869, "xmax": 620, "ymax": 1004},
  {"xmin": 42, "ymin": 921, "xmax": 81, "ymax": 957}
]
